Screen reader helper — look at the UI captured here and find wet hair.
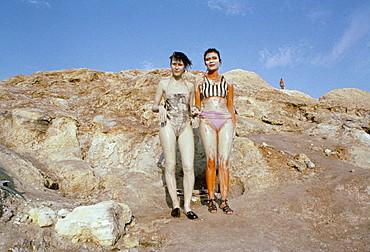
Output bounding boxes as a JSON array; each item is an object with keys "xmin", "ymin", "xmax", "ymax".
[
  {"xmin": 204, "ymin": 48, "xmax": 221, "ymax": 63},
  {"xmin": 169, "ymin": 52, "xmax": 192, "ymax": 69}
]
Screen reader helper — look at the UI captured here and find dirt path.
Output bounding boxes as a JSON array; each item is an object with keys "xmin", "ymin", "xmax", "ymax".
[
  {"xmin": 1, "ymin": 133, "xmax": 369, "ymax": 251},
  {"xmin": 131, "ymin": 133, "xmax": 370, "ymax": 251}
]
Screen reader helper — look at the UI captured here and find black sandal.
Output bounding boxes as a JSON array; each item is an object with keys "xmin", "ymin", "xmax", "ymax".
[
  {"xmin": 171, "ymin": 208, "xmax": 181, "ymax": 218},
  {"xmin": 207, "ymin": 199, "xmax": 217, "ymax": 213},
  {"xmin": 185, "ymin": 211, "xmax": 198, "ymax": 220},
  {"xmin": 219, "ymin": 199, "xmax": 233, "ymax": 215}
]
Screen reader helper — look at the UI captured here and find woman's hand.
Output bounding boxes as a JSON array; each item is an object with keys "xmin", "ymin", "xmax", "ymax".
[
  {"xmin": 158, "ymin": 106, "xmax": 167, "ymax": 123},
  {"xmin": 191, "ymin": 106, "xmax": 201, "ymax": 128},
  {"xmin": 191, "ymin": 106, "xmax": 201, "ymax": 116}
]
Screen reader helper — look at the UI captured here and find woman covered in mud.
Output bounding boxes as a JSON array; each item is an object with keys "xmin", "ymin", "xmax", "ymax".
[
  {"xmin": 194, "ymin": 48, "xmax": 236, "ymax": 214},
  {"xmin": 152, "ymin": 52, "xmax": 198, "ymax": 220}
]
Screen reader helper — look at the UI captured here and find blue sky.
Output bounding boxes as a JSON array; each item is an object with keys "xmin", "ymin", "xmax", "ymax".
[{"xmin": 1, "ymin": 0, "xmax": 369, "ymax": 98}]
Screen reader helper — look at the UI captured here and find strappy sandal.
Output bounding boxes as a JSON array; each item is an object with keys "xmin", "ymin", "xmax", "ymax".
[
  {"xmin": 219, "ymin": 199, "xmax": 233, "ymax": 215},
  {"xmin": 207, "ymin": 199, "xmax": 217, "ymax": 213}
]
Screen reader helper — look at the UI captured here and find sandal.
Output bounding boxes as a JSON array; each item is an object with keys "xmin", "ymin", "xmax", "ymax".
[
  {"xmin": 185, "ymin": 211, "xmax": 198, "ymax": 220},
  {"xmin": 207, "ymin": 199, "xmax": 217, "ymax": 213},
  {"xmin": 219, "ymin": 199, "xmax": 233, "ymax": 215},
  {"xmin": 171, "ymin": 208, "xmax": 181, "ymax": 218}
]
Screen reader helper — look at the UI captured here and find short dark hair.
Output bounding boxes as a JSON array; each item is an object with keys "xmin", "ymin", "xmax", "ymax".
[
  {"xmin": 203, "ymin": 48, "xmax": 221, "ymax": 63},
  {"xmin": 169, "ymin": 52, "xmax": 192, "ymax": 69}
]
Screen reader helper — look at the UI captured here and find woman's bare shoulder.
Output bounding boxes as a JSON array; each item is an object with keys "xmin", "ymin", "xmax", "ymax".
[
  {"xmin": 223, "ymin": 75, "xmax": 234, "ymax": 85},
  {"xmin": 195, "ymin": 75, "xmax": 205, "ymax": 85},
  {"xmin": 160, "ymin": 76, "xmax": 171, "ymax": 83},
  {"xmin": 157, "ymin": 77, "xmax": 170, "ymax": 88}
]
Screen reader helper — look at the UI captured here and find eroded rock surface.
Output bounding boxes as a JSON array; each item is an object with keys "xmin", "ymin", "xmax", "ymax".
[{"xmin": 0, "ymin": 68, "xmax": 369, "ymax": 251}]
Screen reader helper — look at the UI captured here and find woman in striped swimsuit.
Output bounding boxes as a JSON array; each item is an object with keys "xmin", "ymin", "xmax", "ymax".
[{"xmin": 194, "ymin": 48, "xmax": 236, "ymax": 214}]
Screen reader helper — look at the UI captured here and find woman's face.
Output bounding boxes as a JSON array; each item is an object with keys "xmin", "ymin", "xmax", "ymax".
[
  {"xmin": 171, "ymin": 59, "xmax": 185, "ymax": 77},
  {"xmin": 205, "ymin": 52, "xmax": 220, "ymax": 71}
]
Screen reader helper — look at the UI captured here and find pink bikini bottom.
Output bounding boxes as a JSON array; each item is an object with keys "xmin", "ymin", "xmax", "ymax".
[{"xmin": 200, "ymin": 111, "xmax": 231, "ymax": 132}]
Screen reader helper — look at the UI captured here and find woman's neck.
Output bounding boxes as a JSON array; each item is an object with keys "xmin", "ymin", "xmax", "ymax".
[
  {"xmin": 172, "ymin": 74, "xmax": 183, "ymax": 81},
  {"xmin": 206, "ymin": 70, "xmax": 220, "ymax": 80}
]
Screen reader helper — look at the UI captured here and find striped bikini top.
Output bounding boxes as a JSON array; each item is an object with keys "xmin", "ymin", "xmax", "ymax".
[{"xmin": 200, "ymin": 75, "xmax": 229, "ymax": 100}]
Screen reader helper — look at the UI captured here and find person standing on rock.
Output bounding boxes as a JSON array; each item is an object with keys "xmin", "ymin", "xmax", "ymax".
[
  {"xmin": 152, "ymin": 52, "xmax": 198, "ymax": 220},
  {"xmin": 194, "ymin": 48, "xmax": 236, "ymax": 214},
  {"xmin": 279, "ymin": 78, "xmax": 285, "ymax": 89}
]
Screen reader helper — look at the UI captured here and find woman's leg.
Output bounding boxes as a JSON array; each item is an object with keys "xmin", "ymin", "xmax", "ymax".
[
  {"xmin": 217, "ymin": 119, "xmax": 234, "ymax": 213},
  {"xmin": 159, "ymin": 123, "xmax": 179, "ymax": 210},
  {"xmin": 178, "ymin": 124, "xmax": 195, "ymax": 213},
  {"xmin": 199, "ymin": 119, "xmax": 218, "ymax": 200}
]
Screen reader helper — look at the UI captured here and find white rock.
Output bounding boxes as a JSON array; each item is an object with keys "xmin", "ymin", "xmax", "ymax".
[
  {"xmin": 324, "ymin": 149, "xmax": 332, "ymax": 155},
  {"xmin": 57, "ymin": 209, "xmax": 70, "ymax": 218},
  {"xmin": 304, "ymin": 160, "xmax": 316, "ymax": 169},
  {"xmin": 55, "ymin": 200, "xmax": 132, "ymax": 246},
  {"xmin": 28, "ymin": 206, "xmax": 56, "ymax": 227}
]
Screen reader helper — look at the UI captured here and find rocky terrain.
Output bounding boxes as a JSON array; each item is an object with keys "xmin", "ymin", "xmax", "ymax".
[{"xmin": 0, "ymin": 68, "xmax": 369, "ymax": 251}]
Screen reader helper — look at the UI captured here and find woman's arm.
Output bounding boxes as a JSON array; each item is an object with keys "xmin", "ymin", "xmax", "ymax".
[
  {"xmin": 194, "ymin": 76, "xmax": 202, "ymax": 108},
  {"xmin": 186, "ymin": 80, "xmax": 195, "ymax": 108},
  {"xmin": 187, "ymin": 79, "xmax": 200, "ymax": 128},
  {"xmin": 227, "ymin": 82, "xmax": 236, "ymax": 130},
  {"xmin": 152, "ymin": 80, "xmax": 167, "ymax": 123}
]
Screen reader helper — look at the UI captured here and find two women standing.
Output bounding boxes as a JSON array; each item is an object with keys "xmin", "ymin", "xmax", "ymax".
[{"xmin": 152, "ymin": 49, "xmax": 235, "ymax": 219}]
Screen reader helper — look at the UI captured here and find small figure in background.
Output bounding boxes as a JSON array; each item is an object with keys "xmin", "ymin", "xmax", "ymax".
[{"xmin": 279, "ymin": 78, "xmax": 285, "ymax": 89}]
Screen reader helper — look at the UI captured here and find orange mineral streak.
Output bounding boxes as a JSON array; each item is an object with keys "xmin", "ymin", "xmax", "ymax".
[{"xmin": 205, "ymin": 158, "xmax": 216, "ymax": 199}]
